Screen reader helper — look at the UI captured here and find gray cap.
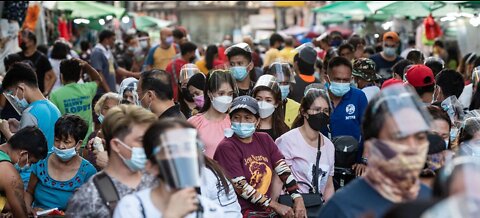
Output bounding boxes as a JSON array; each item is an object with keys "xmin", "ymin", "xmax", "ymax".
[
  {"xmin": 229, "ymin": 96, "xmax": 259, "ymax": 115},
  {"xmin": 298, "ymin": 45, "xmax": 317, "ymax": 65}
]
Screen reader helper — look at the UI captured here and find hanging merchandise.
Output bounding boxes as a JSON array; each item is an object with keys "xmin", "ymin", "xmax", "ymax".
[
  {"xmin": 22, "ymin": 3, "xmax": 41, "ymax": 31},
  {"xmin": 58, "ymin": 16, "xmax": 71, "ymax": 41},
  {"xmin": 424, "ymin": 14, "xmax": 443, "ymax": 40}
]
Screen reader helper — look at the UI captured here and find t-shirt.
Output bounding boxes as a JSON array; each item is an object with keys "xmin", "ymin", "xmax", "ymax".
[
  {"xmin": 65, "ymin": 171, "xmax": 157, "ymax": 218},
  {"xmin": 459, "ymin": 83, "xmax": 473, "ymax": 109},
  {"xmin": 0, "ymin": 150, "xmax": 11, "ymax": 212},
  {"xmin": 362, "ymin": 85, "xmax": 380, "ymax": 102},
  {"xmin": 188, "ymin": 114, "xmax": 231, "ymax": 158},
  {"xmin": 196, "ymin": 58, "xmax": 224, "ymax": 75},
  {"xmin": 145, "ymin": 44, "xmax": 177, "ymax": 70},
  {"xmin": 291, "ymin": 75, "xmax": 321, "ymax": 103},
  {"xmin": 263, "ymin": 48, "xmax": 280, "ymax": 68},
  {"xmin": 278, "ymin": 47, "xmax": 297, "ymax": 64},
  {"xmin": 49, "ymin": 58, "xmax": 64, "ymax": 92},
  {"xmin": 113, "ymin": 188, "xmax": 225, "ymax": 218},
  {"xmin": 90, "ymin": 44, "xmax": 118, "ymax": 94},
  {"xmin": 49, "ymin": 82, "xmax": 98, "ymax": 146},
  {"xmin": 201, "ymin": 167, "xmax": 242, "ymax": 218},
  {"xmin": 165, "ymin": 58, "xmax": 188, "ymax": 101},
  {"xmin": 284, "ymin": 98, "xmax": 300, "ymax": 128},
  {"xmin": 213, "ymin": 132, "xmax": 285, "ymax": 212},
  {"xmin": 18, "ymin": 51, "xmax": 53, "ymax": 92},
  {"xmin": 369, "ymin": 53, "xmax": 403, "ymax": 80},
  {"xmin": 31, "ymin": 154, "xmax": 97, "ymax": 210},
  {"xmin": 276, "ymin": 128, "xmax": 335, "ymax": 194},
  {"xmin": 318, "ymin": 178, "xmax": 432, "ymax": 218},
  {"xmin": 20, "ymin": 99, "xmax": 61, "ymax": 151},
  {"xmin": 330, "ymin": 88, "xmax": 368, "ymax": 155}
]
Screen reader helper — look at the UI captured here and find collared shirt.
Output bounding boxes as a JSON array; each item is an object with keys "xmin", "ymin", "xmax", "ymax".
[
  {"xmin": 330, "ymin": 87, "xmax": 368, "ymax": 151},
  {"xmin": 159, "ymin": 104, "xmax": 186, "ymax": 120}
]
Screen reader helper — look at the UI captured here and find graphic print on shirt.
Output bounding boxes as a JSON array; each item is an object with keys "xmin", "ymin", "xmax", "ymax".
[
  {"xmin": 244, "ymin": 155, "xmax": 272, "ymax": 194},
  {"xmin": 345, "ymin": 104, "xmax": 356, "ymax": 120}
]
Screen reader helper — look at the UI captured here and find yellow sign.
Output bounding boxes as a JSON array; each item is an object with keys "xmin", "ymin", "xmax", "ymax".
[{"xmin": 275, "ymin": 1, "xmax": 306, "ymax": 7}]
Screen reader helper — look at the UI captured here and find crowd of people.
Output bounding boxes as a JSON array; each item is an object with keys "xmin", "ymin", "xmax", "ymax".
[{"xmin": 0, "ymin": 25, "xmax": 479, "ymax": 218}]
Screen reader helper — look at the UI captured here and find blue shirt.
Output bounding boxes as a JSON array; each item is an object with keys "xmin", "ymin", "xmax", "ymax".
[
  {"xmin": 90, "ymin": 44, "xmax": 118, "ymax": 94},
  {"xmin": 369, "ymin": 53, "xmax": 403, "ymax": 79},
  {"xmin": 31, "ymin": 154, "xmax": 97, "ymax": 210},
  {"xmin": 317, "ymin": 178, "xmax": 431, "ymax": 218},
  {"xmin": 330, "ymin": 87, "xmax": 368, "ymax": 144},
  {"xmin": 20, "ymin": 99, "xmax": 61, "ymax": 151}
]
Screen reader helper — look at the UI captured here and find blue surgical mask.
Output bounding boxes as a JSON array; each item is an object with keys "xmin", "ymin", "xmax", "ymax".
[
  {"xmin": 231, "ymin": 122, "xmax": 256, "ymax": 139},
  {"xmin": 383, "ymin": 47, "xmax": 397, "ymax": 57},
  {"xmin": 13, "ymin": 89, "xmax": 29, "ymax": 112},
  {"xmin": 117, "ymin": 140, "xmax": 147, "ymax": 172},
  {"xmin": 53, "ymin": 146, "xmax": 77, "ymax": 161},
  {"xmin": 98, "ymin": 114, "xmax": 104, "ymax": 123},
  {"xmin": 279, "ymin": 85, "xmax": 290, "ymax": 100},
  {"xmin": 14, "ymin": 152, "xmax": 30, "ymax": 171},
  {"xmin": 231, "ymin": 66, "xmax": 249, "ymax": 81},
  {"xmin": 329, "ymin": 81, "xmax": 351, "ymax": 97}
]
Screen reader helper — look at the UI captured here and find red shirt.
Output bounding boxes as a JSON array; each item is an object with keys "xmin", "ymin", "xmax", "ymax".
[{"xmin": 165, "ymin": 58, "xmax": 188, "ymax": 102}]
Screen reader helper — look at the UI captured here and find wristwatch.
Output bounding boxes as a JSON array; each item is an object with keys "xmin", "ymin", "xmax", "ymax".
[{"xmin": 361, "ymin": 157, "xmax": 368, "ymax": 165}]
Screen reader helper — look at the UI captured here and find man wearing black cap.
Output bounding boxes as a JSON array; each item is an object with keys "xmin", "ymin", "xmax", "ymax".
[
  {"xmin": 290, "ymin": 45, "xmax": 321, "ymax": 102},
  {"xmin": 226, "ymin": 43, "xmax": 256, "ymax": 96}
]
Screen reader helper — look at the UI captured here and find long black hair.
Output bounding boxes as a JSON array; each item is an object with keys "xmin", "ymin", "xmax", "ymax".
[
  {"xmin": 253, "ymin": 87, "xmax": 289, "ymax": 140},
  {"xmin": 205, "ymin": 45, "xmax": 218, "ymax": 71},
  {"xmin": 199, "ymin": 70, "xmax": 237, "ymax": 113},
  {"xmin": 292, "ymin": 89, "xmax": 332, "ymax": 129}
]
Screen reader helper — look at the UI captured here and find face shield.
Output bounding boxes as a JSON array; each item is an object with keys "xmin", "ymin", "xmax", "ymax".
[
  {"xmin": 253, "ymin": 75, "xmax": 280, "ymax": 98},
  {"xmin": 179, "ymin": 64, "xmax": 200, "ymax": 88},
  {"xmin": 266, "ymin": 62, "xmax": 296, "ymax": 85},
  {"xmin": 119, "ymin": 77, "xmax": 139, "ymax": 105},
  {"xmin": 371, "ymin": 84, "xmax": 432, "ymax": 139},
  {"xmin": 154, "ymin": 128, "xmax": 205, "ymax": 189},
  {"xmin": 441, "ymin": 96, "xmax": 465, "ymax": 142},
  {"xmin": 459, "ymin": 111, "xmax": 480, "ymax": 146},
  {"xmin": 224, "ymin": 42, "xmax": 252, "ymax": 55}
]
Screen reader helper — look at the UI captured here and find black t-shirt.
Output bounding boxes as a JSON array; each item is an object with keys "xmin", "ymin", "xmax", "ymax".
[
  {"xmin": 159, "ymin": 104, "xmax": 186, "ymax": 120},
  {"xmin": 369, "ymin": 53, "xmax": 403, "ymax": 80},
  {"xmin": 291, "ymin": 75, "xmax": 320, "ymax": 103},
  {"xmin": 238, "ymin": 82, "xmax": 255, "ymax": 97},
  {"xmin": 18, "ymin": 51, "xmax": 53, "ymax": 92},
  {"xmin": 257, "ymin": 128, "xmax": 275, "ymax": 140}
]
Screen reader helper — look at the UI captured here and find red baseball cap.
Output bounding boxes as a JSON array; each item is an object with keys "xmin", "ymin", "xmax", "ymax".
[
  {"xmin": 381, "ymin": 78, "xmax": 404, "ymax": 90},
  {"xmin": 405, "ymin": 65, "xmax": 435, "ymax": 88}
]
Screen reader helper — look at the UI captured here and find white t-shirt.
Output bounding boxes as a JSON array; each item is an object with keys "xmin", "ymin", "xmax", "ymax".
[
  {"xmin": 201, "ymin": 167, "xmax": 242, "ymax": 218},
  {"xmin": 459, "ymin": 83, "xmax": 473, "ymax": 109},
  {"xmin": 113, "ymin": 188, "xmax": 224, "ymax": 218},
  {"xmin": 362, "ymin": 86, "xmax": 380, "ymax": 102},
  {"xmin": 49, "ymin": 58, "xmax": 63, "ymax": 92},
  {"xmin": 275, "ymin": 128, "xmax": 335, "ymax": 194}
]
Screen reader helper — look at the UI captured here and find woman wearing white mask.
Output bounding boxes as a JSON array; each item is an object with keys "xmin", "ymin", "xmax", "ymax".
[
  {"xmin": 188, "ymin": 70, "xmax": 237, "ymax": 158},
  {"xmin": 25, "ymin": 115, "xmax": 97, "ymax": 212},
  {"xmin": 253, "ymin": 75, "xmax": 289, "ymax": 140}
]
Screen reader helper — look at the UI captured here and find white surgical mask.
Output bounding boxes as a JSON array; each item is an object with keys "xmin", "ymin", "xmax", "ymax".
[
  {"xmin": 211, "ymin": 95, "xmax": 233, "ymax": 113},
  {"xmin": 258, "ymin": 101, "xmax": 275, "ymax": 119}
]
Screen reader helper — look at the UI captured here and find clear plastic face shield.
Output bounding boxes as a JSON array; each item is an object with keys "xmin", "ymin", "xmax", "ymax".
[
  {"xmin": 421, "ymin": 156, "xmax": 480, "ymax": 218},
  {"xmin": 253, "ymin": 75, "xmax": 280, "ymax": 97},
  {"xmin": 371, "ymin": 84, "xmax": 432, "ymax": 139},
  {"xmin": 266, "ymin": 62, "xmax": 296, "ymax": 85},
  {"xmin": 207, "ymin": 69, "xmax": 239, "ymax": 97},
  {"xmin": 154, "ymin": 128, "xmax": 205, "ymax": 189},
  {"xmin": 441, "ymin": 96, "xmax": 465, "ymax": 142},
  {"xmin": 179, "ymin": 64, "xmax": 200, "ymax": 88},
  {"xmin": 119, "ymin": 78, "xmax": 139, "ymax": 105},
  {"xmin": 472, "ymin": 66, "xmax": 480, "ymax": 91},
  {"xmin": 3, "ymin": 91, "xmax": 24, "ymax": 115}
]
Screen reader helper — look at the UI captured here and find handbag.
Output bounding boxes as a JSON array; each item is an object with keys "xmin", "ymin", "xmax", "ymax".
[{"xmin": 278, "ymin": 134, "xmax": 324, "ymax": 218}]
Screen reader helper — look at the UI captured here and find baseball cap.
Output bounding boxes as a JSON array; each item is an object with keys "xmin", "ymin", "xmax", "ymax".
[
  {"xmin": 229, "ymin": 96, "xmax": 259, "ymax": 116},
  {"xmin": 352, "ymin": 58, "xmax": 380, "ymax": 82},
  {"xmin": 297, "ymin": 45, "xmax": 317, "ymax": 65},
  {"xmin": 383, "ymin": 31, "xmax": 400, "ymax": 43},
  {"xmin": 381, "ymin": 78, "xmax": 404, "ymax": 90},
  {"xmin": 224, "ymin": 42, "xmax": 251, "ymax": 55},
  {"xmin": 405, "ymin": 65, "xmax": 435, "ymax": 88}
]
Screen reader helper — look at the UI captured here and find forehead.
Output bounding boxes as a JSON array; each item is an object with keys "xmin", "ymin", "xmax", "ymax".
[
  {"xmin": 330, "ymin": 65, "xmax": 352, "ymax": 77},
  {"xmin": 229, "ymin": 55, "xmax": 249, "ymax": 63},
  {"xmin": 311, "ymin": 97, "xmax": 329, "ymax": 108},
  {"xmin": 384, "ymin": 39, "xmax": 398, "ymax": 45},
  {"xmin": 255, "ymin": 90, "xmax": 274, "ymax": 98},
  {"xmin": 216, "ymin": 82, "xmax": 233, "ymax": 92},
  {"xmin": 232, "ymin": 109, "xmax": 254, "ymax": 117},
  {"xmin": 380, "ymin": 107, "xmax": 428, "ymax": 138}
]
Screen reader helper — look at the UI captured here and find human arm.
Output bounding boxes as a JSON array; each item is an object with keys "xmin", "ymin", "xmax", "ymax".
[
  {"xmin": 76, "ymin": 58, "xmax": 109, "ymax": 92},
  {"xmin": 24, "ymin": 172, "xmax": 39, "ymax": 212},
  {"xmin": 43, "ymin": 69, "xmax": 57, "ymax": 96},
  {"xmin": 0, "ymin": 163, "xmax": 28, "ymax": 218},
  {"xmin": 324, "ymin": 177, "xmax": 335, "ymax": 201},
  {"xmin": 115, "ymin": 67, "xmax": 140, "ymax": 79},
  {"xmin": 143, "ymin": 46, "xmax": 157, "ymax": 71}
]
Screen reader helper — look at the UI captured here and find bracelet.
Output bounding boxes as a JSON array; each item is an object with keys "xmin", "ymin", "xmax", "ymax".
[
  {"xmin": 291, "ymin": 193, "xmax": 302, "ymax": 200},
  {"xmin": 361, "ymin": 157, "xmax": 368, "ymax": 165}
]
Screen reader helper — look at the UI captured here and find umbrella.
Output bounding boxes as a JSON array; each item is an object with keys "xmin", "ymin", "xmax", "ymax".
[
  {"xmin": 133, "ymin": 15, "xmax": 172, "ymax": 31},
  {"xmin": 49, "ymin": 1, "xmax": 126, "ymax": 19},
  {"xmin": 375, "ymin": 1, "xmax": 473, "ymax": 18},
  {"xmin": 313, "ymin": 1, "xmax": 394, "ymax": 17}
]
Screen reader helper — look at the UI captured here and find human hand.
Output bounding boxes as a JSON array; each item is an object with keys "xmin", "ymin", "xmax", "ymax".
[
  {"xmin": 352, "ymin": 163, "xmax": 367, "ymax": 177},
  {"xmin": 164, "ymin": 188, "xmax": 199, "ymax": 218},
  {"xmin": 93, "ymin": 150, "xmax": 109, "ymax": 169},
  {"xmin": 293, "ymin": 197, "xmax": 306, "ymax": 218},
  {"xmin": 7, "ymin": 118, "xmax": 20, "ymax": 133},
  {"xmin": 0, "ymin": 119, "xmax": 10, "ymax": 135},
  {"xmin": 270, "ymin": 201, "xmax": 294, "ymax": 218}
]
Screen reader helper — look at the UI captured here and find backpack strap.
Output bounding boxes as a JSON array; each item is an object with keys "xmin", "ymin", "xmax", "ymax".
[{"xmin": 93, "ymin": 171, "xmax": 120, "ymax": 215}]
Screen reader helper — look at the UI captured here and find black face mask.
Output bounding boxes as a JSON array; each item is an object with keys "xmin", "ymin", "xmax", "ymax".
[
  {"xmin": 307, "ymin": 112, "xmax": 330, "ymax": 132},
  {"xmin": 20, "ymin": 42, "xmax": 27, "ymax": 51},
  {"xmin": 182, "ymin": 87, "xmax": 194, "ymax": 102},
  {"xmin": 189, "ymin": 56, "xmax": 196, "ymax": 63}
]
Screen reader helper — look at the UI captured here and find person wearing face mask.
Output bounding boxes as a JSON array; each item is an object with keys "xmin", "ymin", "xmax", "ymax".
[
  {"xmin": 214, "ymin": 96, "xmax": 306, "ymax": 218},
  {"xmin": 138, "ymin": 69, "xmax": 185, "ymax": 120},
  {"xmin": 0, "ymin": 63, "xmax": 61, "ymax": 151},
  {"xmin": 122, "ymin": 35, "xmax": 143, "ymax": 72},
  {"xmin": 253, "ymin": 75, "xmax": 289, "ymax": 140},
  {"xmin": 188, "ymin": 70, "xmax": 236, "ymax": 158},
  {"xmin": 17, "ymin": 30, "xmax": 56, "ymax": 96},
  {"xmin": 177, "ymin": 64, "xmax": 200, "ymax": 118},
  {"xmin": 318, "ymin": 84, "xmax": 433, "ymax": 218},
  {"xmin": 276, "ymin": 88, "xmax": 336, "ymax": 201},
  {"xmin": 145, "ymin": 28, "xmax": 177, "ymax": 71},
  {"xmin": 225, "ymin": 43, "xmax": 256, "ymax": 96},
  {"xmin": 264, "ymin": 62, "xmax": 301, "ymax": 128},
  {"xmin": 405, "ymin": 65, "xmax": 436, "ymax": 104},
  {"xmin": 352, "ymin": 58, "xmax": 381, "ymax": 102},
  {"xmin": 369, "ymin": 31, "xmax": 403, "ymax": 81},
  {"xmin": 290, "ymin": 45, "xmax": 321, "ymax": 103},
  {"xmin": 431, "ymin": 69, "xmax": 464, "ymax": 106},
  {"xmin": 66, "ymin": 105, "xmax": 157, "ymax": 217},
  {"xmin": 24, "ymin": 115, "xmax": 96, "ymax": 212},
  {"xmin": 90, "ymin": 30, "xmax": 140, "ymax": 95},
  {"xmin": 263, "ymin": 33, "xmax": 285, "ymax": 68},
  {"xmin": 165, "ymin": 42, "xmax": 198, "ymax": 102},
  {"xmin": 326, "ymin": 57, "xmax": 368, "ymax": 176},
  {"xmin": 0, "ymin": 127, "xmax": 48, "ymax": 218},
  {"xmin": 187, "ymin": 73, "xmax": 207, "ymax": 112},
  {"xmin": 118, "ymin": 77, "xmax": 139, "ymax": 105}
]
